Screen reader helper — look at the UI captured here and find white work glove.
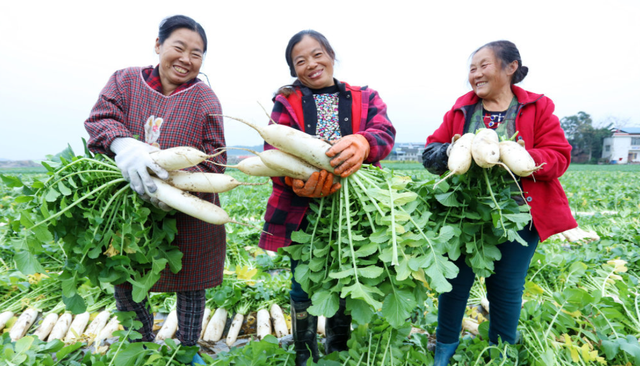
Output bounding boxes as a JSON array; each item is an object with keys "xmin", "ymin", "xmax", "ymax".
[{"xmin": 110, "ymin": 138, "xmax": 171, "ymax": 211}]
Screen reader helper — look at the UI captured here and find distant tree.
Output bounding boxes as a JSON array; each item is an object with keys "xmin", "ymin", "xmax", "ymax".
[{"xmin": 560, "ymin": 111, "xmax": 613, "ymax": 163}]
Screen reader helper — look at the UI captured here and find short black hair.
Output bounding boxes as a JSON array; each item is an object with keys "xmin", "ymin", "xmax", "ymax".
[
  {"xmin": 285, "ymin": 30, "xmax": 335, "ymax": 77},
  {"xmin": 474, "ymin": 40, "xmax": 528, "ymax": 84},
  {"xmin": 158, "ymin": 15, "xmax": 208, "ymax": 54}
]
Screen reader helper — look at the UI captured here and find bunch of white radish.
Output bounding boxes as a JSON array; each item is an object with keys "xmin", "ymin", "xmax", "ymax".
[
  {"xmin": 436, "ymin": 129, "xmax": 543, "ymax": 187},
  {"xmin": 141, "ymin": 146, "xmax": 265, "ymax": 227}
]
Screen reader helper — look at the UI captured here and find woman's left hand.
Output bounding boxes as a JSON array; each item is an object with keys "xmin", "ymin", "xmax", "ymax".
[{"xmin": 326, "ymin": 134, "xmax": 370, "ymax": 178}]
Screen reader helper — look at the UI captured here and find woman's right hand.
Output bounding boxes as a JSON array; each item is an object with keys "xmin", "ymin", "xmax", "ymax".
[{"xmin": 284, "ymin": 170, "xmax": 341, "ymax": 198}]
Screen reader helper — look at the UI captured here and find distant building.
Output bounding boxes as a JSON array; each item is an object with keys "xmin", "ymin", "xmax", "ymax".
[
  {"xmin": 387, "ymin": 143, "xmax": 425, "ymax": 162},
  {"xmin": 601, "ymin": 127, "xmax": 640, "ymax": 164}
]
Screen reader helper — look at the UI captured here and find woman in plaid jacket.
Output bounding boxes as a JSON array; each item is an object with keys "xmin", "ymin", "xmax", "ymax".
[
  {"xmin": 258, "ymin": 29, "xmax": 395, "ymax": 366},
  {"xmin": 84, "ymin": 15, "xmax": 224, "ymax": 366}
]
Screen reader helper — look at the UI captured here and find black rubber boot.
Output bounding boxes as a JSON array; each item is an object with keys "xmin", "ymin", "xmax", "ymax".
[
  {"xmin": 324, "ymin": 298, "xmax": 351, "ymax": 354},
  {"xmin": 291, "ymin": 299, "xmax": 319, "ymax": 366}
]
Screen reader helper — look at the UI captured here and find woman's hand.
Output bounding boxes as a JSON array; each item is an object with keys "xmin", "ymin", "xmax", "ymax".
[
  {"xmin": 284, "ymin": 170, "xmax": 341, "ymax": 198},
  {"xmin": 326, "ymin": 134, "xmax": 370, "ymax": 178}
]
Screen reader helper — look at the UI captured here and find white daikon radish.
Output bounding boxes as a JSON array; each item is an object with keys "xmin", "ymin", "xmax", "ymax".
[
  {"xmin": 471, "ymin": 129, "xmax": 501, "ymax": 168},
  {"xmin": 200, "ymin": 308, "xmax": 212, "ymax": 340},
  {"xmin": 226, "ymin": 302, "xmax": 251, "ymax": 347},
  {"xmin": 65, "ymin": 311, "xmax": 90, "ymax": 341},
  {"xmin": 219, "ymin": 156, "xmax": 282, "ymax": 177},
  {"xmin": 47, "ymin": 312, "xmax": 73, "ymax": 341},
  {"xmin": 498, "ymin": 140, "xmax": 544, "ymax": 177},
  {"xmin": 269, "ymin": 303, "xmax": 288, "ymax": 338},
  {"xmin": 256, "ymin": 308, "xmax": 272, "ymax": 340},
  {"xmin": 145, "ymin": 177, "xmax": 246, "ymax": 226},
  {"xmin": 33, "ymin": 313, "xmax": 58, "ymax": 341},
  {"xmin": 224, "ymin": 147, "xmax": 322, "ymax": 181},
  {"xmin": 480, "ymin": 298, "xmax": 490, "ymax": 314},
  {"xmin": 317, "ymin": 315, "xmax": 326, "ymax": 336},
  {"xmin": 95, "ymin": 316, "xmax": 120, "ymax": 345},
  {"xmin": 0, "ymin": 311, "xmax": 14, "ymax": 332},
  {"xmin": 220, "ymin": 115, "xmax": 335, "ymax": 172},
  {"xmin": 9, "ymin": 308, "xmax": 38, "ymax": 341},
  {"xmin": 434, "ymin": 133, "xmax": 476, "ymax": 187},
  {"xmin": 156, "ymin": 310, "xmax": 178, "ymax": 341},
  {"xmin": 84, "ymin": 310, "xmax": 111, "ymax": 339},
  {"xmin": 461, "ymin": 318, "xmax": 480, "ymax": 335},
  {"xmin": 203, "ymin": 307, "xmax": 227, "ymax": 342},
  {"xmin": 166, "ymin": 171, "xmax": 267, "ymax": 193},
  {"xmin": 149, "ymin": 146, "xmax": 221, "ymax": 171}
]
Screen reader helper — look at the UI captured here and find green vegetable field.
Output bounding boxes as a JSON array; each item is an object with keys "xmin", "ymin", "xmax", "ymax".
[{"xmin": 1, "ymin": 156, "xmax": 639, "ymax": 365}]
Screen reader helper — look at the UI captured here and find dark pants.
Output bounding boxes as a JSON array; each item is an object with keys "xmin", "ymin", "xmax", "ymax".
[
  {"xmin": 114, "ymin": 287, "xmax": 206, "ymax": 346},
  {"xmin": 290, "ymin": 258, "xmax": 310, "ymax": 302},
  {"xmin": 436, "ymin": 225, "xmax": 539, "ymax": 344}
]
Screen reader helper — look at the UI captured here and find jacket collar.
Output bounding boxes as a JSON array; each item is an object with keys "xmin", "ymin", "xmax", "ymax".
[
  {"xmin": 294, "ymin": 78, "xmax": 345, "ymax": 96},
  {"xmin": 453, "ymin": 85, "xmax": 544, "ymax": 109}
]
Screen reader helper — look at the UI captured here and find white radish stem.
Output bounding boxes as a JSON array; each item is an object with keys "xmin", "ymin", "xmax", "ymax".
[
  {"xmin": 203, "ymin": 307, "xmax": 227, "ymax": 342},
  {"xmin": 166, "ymin": 171, "xmax": 267, "ymax": 193},
  {"xmin": 269, "ymin": 303, "xmax": 288, "ymax": 338},
  {"xmin": 9, "ymin": 308, "xmax": 39, "ymax": 341},
  {"xmin": 84, "ymin": 310, "xmax": 111, "ymax": 339},
  {"xmin": 219, "ymin": 114, "xmax": 335, "ymax": 172},
  {"xmin": 156, "ymin": 310, "xmax": 178, "ymax": 341},
  {"xmin": 200, "ymin": 308, "xmax": 212, "ymax": 340},
  {"xmin": 47, "ymin": 312, "xmax": 73, "ymax": 341},
  {"xmin": 216, "ymin": 156, "xmax": 283, "ymax": 177},
  {"xmin": 65, "ymin": 311, "xmax": 90, "ymax": 341},
  {"xmin": 95, "ymin": 316, "xmax": 120, "ymax": 345},
  {"xmin": 0, "ymin": 311, "xmax": 14, "ymax": 332},
  {"xmin": 146, "ymin": 177, "xmax": 248, "ymax": 227},
  {"xmin": 34, "ymin": 313, "xmax": 59, "ymax": 341},
  {"xmin": 149, "ymin": 146, "xmax": 222, "ymax": 171},
  {"xmin": 256, "ymin": 308, "xmax": 272, "ymax": 340},
  {"xmin": 498, "ymin": 140, "xmax": 545, "ymax": 177},
  {"xmin": 471, "ymin": 129, "xmax": 501, "ymax": 168}
]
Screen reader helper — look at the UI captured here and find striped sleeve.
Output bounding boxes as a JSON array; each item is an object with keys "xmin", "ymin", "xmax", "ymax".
[{"xmin": 84, "ymin": 70, "xmax": 134, "ymax": 155}]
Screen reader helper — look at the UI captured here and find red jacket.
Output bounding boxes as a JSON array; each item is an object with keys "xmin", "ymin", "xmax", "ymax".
[{"xmin": 426, "ymin": 85, "xmax": 577, "ymax": 242}]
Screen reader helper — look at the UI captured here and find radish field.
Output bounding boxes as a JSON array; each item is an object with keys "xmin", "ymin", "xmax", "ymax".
[{"xmin": 1, "ymin": 162, "xmax": 639, "ymax": 365}]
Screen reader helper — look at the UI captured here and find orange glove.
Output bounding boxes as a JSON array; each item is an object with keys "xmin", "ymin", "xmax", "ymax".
[
  {"xmin": 326, "ymin": 134, "xmax": 370, "ymax": 178},
  {"xmin": 284, "ymin": 170, "xmax": 341, "ymax": 198}
]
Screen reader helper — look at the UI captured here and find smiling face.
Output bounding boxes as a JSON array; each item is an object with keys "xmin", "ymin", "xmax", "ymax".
[
  {"xmin": 155, "ymin": 28, "xmax": 204, "ymax": 95},
  {"xmin": 291, "ymin": 35, "xmax": 335, "ymax": 89},
  {"xmin": 468, "ymin": 47, "xmax": 516, "ymax": 101}
]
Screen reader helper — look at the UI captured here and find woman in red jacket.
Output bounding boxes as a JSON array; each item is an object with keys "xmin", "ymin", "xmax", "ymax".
[
  {"xmin": 258, "ymin": 30, "xmax": 395, "ymax": 366},
  {"xmin": 422, "ymin": 40, "xmax": 577, "ymax": 365}
]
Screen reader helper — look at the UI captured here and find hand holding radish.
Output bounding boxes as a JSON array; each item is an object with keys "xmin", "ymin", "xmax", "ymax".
[
  {"xmin": 326, "ymin": 134, "xmax": 370, "ymax": 177},
  {"xmin": 285, "ymin": 170, "xmax": 341, "ymax": 198},
  {"xmin": 110, "ymin": 137, "xmax": 169, "ymax": 195}
]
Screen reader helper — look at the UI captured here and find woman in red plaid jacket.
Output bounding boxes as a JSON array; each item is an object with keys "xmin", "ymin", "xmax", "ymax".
[
  {"xmin": 84, "ymin": 15, "xmax": 224, "ymax": 366},
  {"xmin": 257, "ymin": 30, "xmax": 395, "ymax": 366}
]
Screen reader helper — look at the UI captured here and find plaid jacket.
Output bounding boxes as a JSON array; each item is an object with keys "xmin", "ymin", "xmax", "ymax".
[
  {"xmin": 258, "ymin": 80, "xmax": 395, "ymax": 251},
  {"xmin": 84, "ymin": 66, "xmax": 227, "ymax": 292}
]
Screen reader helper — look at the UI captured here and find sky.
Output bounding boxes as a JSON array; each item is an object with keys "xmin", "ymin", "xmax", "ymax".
[{"xmin": 1, "ymin": 0, "xmax": 639, "ymax": 161}]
